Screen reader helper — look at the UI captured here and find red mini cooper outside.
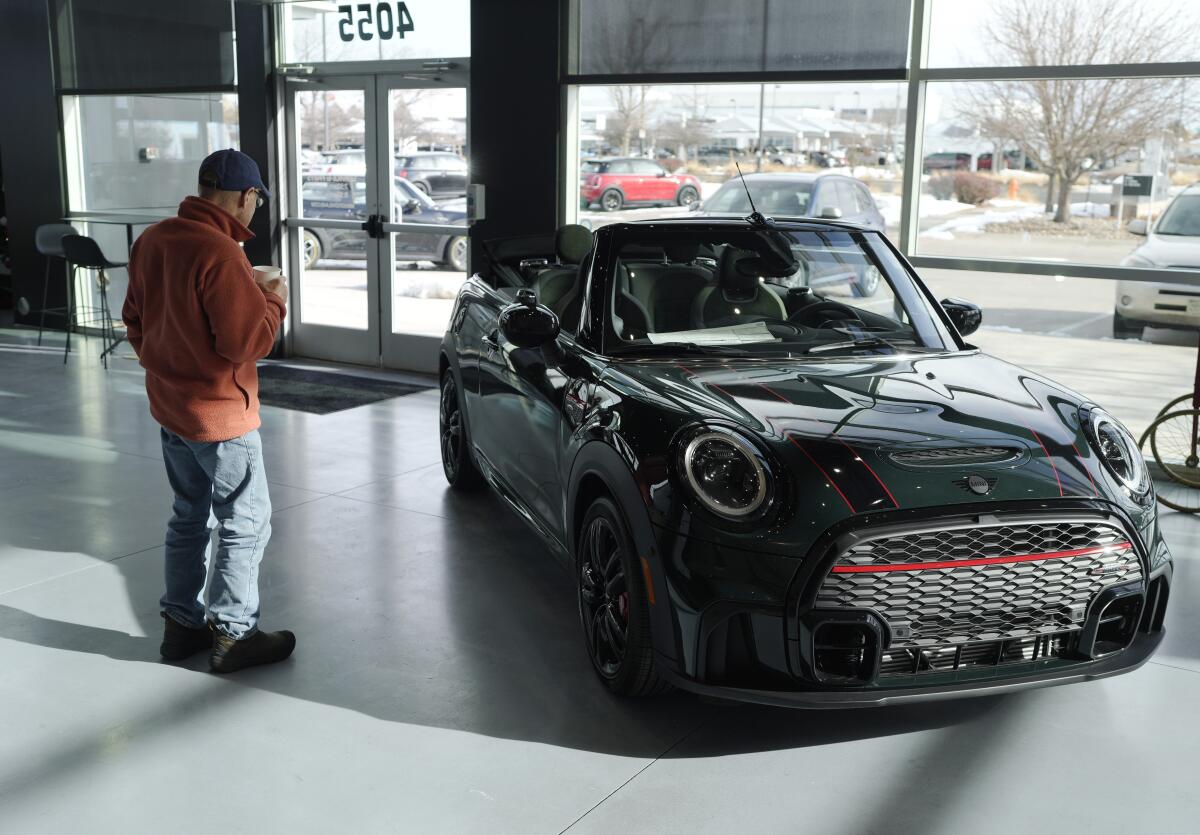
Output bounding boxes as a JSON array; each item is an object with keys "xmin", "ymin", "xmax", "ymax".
[{"xmin": 581, "ymin": 157, "xmax": 702, "ymax": 212}]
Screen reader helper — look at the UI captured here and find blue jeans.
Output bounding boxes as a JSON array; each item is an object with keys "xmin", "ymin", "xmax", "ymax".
[{"xmin": 160, "ymin": 427, "xmax": 272, "ymax": 640}]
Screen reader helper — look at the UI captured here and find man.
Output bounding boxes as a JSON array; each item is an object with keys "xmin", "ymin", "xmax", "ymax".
[{"xmin": 122, "ymin": 149, "xmax": 295, "ymax": 674}]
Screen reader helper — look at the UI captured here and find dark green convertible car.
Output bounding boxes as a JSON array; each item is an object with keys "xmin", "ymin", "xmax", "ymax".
[{"xmin": 438, "ymin": 216, "xmax": 1173, "ymax": 707}]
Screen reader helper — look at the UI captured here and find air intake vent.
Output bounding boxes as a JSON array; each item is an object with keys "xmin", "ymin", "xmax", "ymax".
[{"xmin": 888, "ymin": 446, "xmax": 1020, "ymax": 467}]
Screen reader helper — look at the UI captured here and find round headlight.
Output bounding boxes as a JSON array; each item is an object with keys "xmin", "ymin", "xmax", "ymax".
[
  {"xmin": 681, "ymin": 428, "xmax": 771, "ymax": 519},
  {"xmin": 1084, "ymin": 408, "xmax": 1150, "ymax": 497}
]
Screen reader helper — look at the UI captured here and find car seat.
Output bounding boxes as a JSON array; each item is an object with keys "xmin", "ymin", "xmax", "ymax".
[
  {"xmin": 533, "ymin": 224, "xmax": 592, "ymax": 330},
  {"xmin": 646, "ymin": 241, "xmax": 717, "ymax": 332},
  {"xmin": 691, "ymin": 246, "xmax": 787, "ymax": 328}
]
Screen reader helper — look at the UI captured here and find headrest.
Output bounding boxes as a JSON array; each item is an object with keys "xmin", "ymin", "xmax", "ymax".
[
  {"xmin": 663, "ymin": 241, "xmax": 701, "ymax": 263},
  {"xmin": 718, "ymin": 247, "xmax": 761, "ymax": 302},
  {"xmin": 556, "ymin": 224, "xmax": 593, "ymax": 264}
]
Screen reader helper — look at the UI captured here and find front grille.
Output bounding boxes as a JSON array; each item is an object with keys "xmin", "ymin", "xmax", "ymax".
[
  {"xmin": 888, "ymin": 446, "xmax": 1019, "ymax": 467},
  {"xmin": 816, "ymin": 521, "xmax": 1143, "ymax": 651}
]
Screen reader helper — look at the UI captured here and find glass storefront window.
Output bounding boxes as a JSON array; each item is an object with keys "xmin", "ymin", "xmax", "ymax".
[
  {"xmin": 915, "ymin": 78, "xmax": 1198, "ymax": 267},
  {"xmin": 568, "ymin": 82, "xmax": 906, "ymax": 237},
  {"xmin": 61, "ymin": 92, "xmax": 240, "ymax": 321},
  {"xmin": 926, "ymin": 0, "xmax": 1200, "ymax": 69},
  {"xmin": 279, "ymin": 0, "xmax": 469, "ymax": 64}
]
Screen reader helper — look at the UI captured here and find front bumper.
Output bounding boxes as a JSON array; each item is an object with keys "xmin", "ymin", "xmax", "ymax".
[
  {"xmin": 658, "ymin": 627, "xmax": 1164, "ymax": 708},
  {"xmin": 648, "ymin": 504, "xmax": 1171, "ymax": 708},
  {"xmin": 1115, "ymin": 279, "xmax": 1200, "ymax": 328}
]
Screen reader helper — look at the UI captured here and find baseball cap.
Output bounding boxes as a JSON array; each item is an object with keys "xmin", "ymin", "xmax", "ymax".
[{"xmin": 198, "ymin": 149, "xmax": 271, "ymax": 198}]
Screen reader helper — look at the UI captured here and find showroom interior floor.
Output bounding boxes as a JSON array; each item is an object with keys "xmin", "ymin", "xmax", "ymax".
[{"xmin": 1, "ymin": 332, "xmax": 1197, "ymax": 834}]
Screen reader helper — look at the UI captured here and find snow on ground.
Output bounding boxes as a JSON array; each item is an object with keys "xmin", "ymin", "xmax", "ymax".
[
  {"xmin": 874, "ymin": 193, "xmax": 974, "ymax": 227},
  {"xmin": 918, "ymin": 202, "xmax": 1044, "ymax": 240},
  {"xmin": 1071, "ymin": 201, "xmax": 1112, "ymax": 218}
]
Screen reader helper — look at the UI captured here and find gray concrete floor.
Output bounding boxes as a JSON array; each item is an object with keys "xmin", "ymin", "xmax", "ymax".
[{"xmin": 0, "ymin": 329, "xmax": 1198, "ymax": 834}]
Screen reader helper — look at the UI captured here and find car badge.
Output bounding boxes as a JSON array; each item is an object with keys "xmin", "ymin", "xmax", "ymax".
[{"xmin": 966, "ymin": 474, "xmax": 993, "ymax": 495}]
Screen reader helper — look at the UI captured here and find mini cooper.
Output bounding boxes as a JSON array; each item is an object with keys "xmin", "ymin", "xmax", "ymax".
[{"xmin": 438, "ymin": 215, "xmax": 1172, "ymax": 707}]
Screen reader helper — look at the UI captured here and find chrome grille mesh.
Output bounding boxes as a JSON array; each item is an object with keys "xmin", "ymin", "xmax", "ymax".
[{"xmin": 816, "ymin": 521, "xmax": 1143, "ymax": 649}]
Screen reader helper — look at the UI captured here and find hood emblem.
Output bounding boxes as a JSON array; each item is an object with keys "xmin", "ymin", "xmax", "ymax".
[{"xmin": 954, "ymin": 474, "xmax": 997, "ymax": 495}]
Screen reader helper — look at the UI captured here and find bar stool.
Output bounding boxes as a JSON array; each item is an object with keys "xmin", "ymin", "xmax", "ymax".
[
  {"xmin": 34, "ymin": 223, "xmax": 78, "ymax": 346},
  {"xmin": 60, "ymin": 234, "xmax": 127, "ymax": 369}
]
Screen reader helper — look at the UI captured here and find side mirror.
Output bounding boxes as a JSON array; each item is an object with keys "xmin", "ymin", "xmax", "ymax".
[
  {"xmin": 656, "ymin": 170, "xmax": 667, "ymax": 177},
  {"xmin": 940, "ymin": 297, "xmax": 982, "ymax": 337},
  {"xmin": 688, "ymin": 200, "xmax": 701, "ymax": 212},
  {"xmin": 400, "ymin": 199, "xmax": 421, "ymax": 216},
  {"xmin": 1128, "ymin": 219, "xmax": 1148, "ymax": 236},
  {"xmin": 500, "ymin": 288, "xmax": 560, "ymax": 348},
  {"xmin": 818, "ymin": 206, "xmax": 843, "ymax": 220}
]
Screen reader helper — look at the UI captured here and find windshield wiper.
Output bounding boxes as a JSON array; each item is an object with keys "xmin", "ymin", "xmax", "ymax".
[
  {"xmin": 806, "ymin": 336, "xmax": 917, "ymax": 355},
  {"xmin": 609, "ymin": 342, "xmax": 755, "ymax": 357}
]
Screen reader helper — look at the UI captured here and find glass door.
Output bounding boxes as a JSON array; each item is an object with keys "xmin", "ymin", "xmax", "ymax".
[{"xmin": 284, "ymin": 72, "xmax": 469, "ymax": 371}]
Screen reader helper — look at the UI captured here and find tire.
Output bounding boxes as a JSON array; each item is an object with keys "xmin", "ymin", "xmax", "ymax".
[
  {"xmin": 302, "ymin": 229, "xmax": 322, "ymax": 269},
  {"xmin": 852, "ymin": 264, "xmax": 882, "ymax": 297},
  {"xmin": 676, "ymin": 185, "xmax": 699, "ymax": 207},
  {"xmin": 1149, "ymin": 408, "xmax": 1200, "ymax": 488},
  {"xmin": 576, "ymin": 496, "xmax": 670, "ymax": 697},
  {"xmin": 413, "ymin": 181, "xmax": 431, "ymax": 195},
  {"xmin": 600, "ymin": 189, "xmax": 624, "ymax": 212},
  {"xmin": 439, "ymin": 372, "xmax": 485, "ymax": 492},
  {"xmin": 1112, "ymin": 309, "xmax": 1144, "ymax": 340},
  {"xmin": 441, "ymin": 236, "xmax": 468, "ymax": 272}
]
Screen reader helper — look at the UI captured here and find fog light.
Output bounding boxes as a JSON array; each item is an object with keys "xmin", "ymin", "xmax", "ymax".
[{"xmin": 1120, "ymin": 295, "xmax": 1132, "ymax": 306}]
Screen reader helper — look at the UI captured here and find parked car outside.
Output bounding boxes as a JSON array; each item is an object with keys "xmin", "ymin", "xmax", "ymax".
[
  {"xmin": 301, "ymin": 173, "xmax": 468, "ymax": 271},
  {"xmin": 922, "ymin": 152, "xmax": 972, "ymax": 173},
  {"xmin": 438, "ymin": 216, "xmax": 1171, "ymax": 707},
  {"xmin": 394, "ymin": 152, "xmax": 469, "ymax": 199},
  {"xmin": 808, "ymin": 149, "xmax": 848, "ymax": 168},
  {"xmin": 1113, "ymin": 183, "xmax": 1200, "ymax": 338},
  {"xmin": 693, "ymin": 172, "xmax": 887, "ymax": 296},
  {"xmin": 580, "ymin": 157, "xmax": 702, "ymax": 212}
]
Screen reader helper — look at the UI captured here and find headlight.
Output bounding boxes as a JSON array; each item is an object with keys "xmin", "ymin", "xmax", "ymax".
[
  {"xmin": 1082, "ymin": 407, "xmax": 1151, "ymax": 497},
  {"xmin": 679, "ymin": 427, "xmax": 772, "ymax": 519}
]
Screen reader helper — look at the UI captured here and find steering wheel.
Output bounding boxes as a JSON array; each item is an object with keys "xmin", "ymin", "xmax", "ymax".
[{"xmin": 789, "ymin": 301, "xmax": 862, "ymax": 329}]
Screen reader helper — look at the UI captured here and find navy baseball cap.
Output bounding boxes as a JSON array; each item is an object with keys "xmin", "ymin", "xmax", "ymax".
[{"xmin": 198, "ymin": 149, "xmax": 270, "ymax": 198}]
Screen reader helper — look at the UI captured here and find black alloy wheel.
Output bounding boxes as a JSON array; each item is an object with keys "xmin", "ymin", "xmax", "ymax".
[
  {"xmin": 600, "ymin": 189, "xmax": 624, "ymax": 212},
  {"xmin": 677, "ymin": 185, "xmax": 699, "ymax": 207},
  {"xmin": 576, "ymin": 497, "xmax": 668, "ymax": 696},
  {"xmin": 439, "ymin": 373, "xmax": 485, "ymax": 491}
]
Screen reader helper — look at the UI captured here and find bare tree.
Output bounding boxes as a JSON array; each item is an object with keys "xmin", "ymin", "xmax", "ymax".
[
  {"xmin": 392, "ymin": 90, "xmax": 428, "ymax": 153},
  {"xmin": 656, "ymin": 86, "xmax": 715, "ymax": 163},
  {"xmin": 962, "ymin": 0, "xmax": 1195, "ymax": 222},
  {"xmin": 297, "ymin": 91, "xmax": 363, "ymax": 151},
  {"xmin": 605, "ymin": 86, "xmax": 654, "ymax": 155}
]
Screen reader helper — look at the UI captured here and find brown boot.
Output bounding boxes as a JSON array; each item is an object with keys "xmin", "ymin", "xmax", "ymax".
[
  {"xmin": 209, "ymin": 628, "xmax": 296, "ymax": 674},
  {"xmin": 160, "ymin": 613, "xmax": 213, "ymax": 661}
]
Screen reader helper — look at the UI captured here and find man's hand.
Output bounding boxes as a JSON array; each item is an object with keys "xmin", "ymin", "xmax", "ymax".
[
  {"xmin": 252, "ymin": 268, "xmax": 288, "ymax": 304},
  {"xmin": 263, "ymin": 276, "xmax": 288, "ymax": 304}
]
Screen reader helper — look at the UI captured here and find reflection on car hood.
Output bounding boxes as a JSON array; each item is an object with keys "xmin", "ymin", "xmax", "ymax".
[
  {"xmin": 436, "ymin": 197, "xmax": 467, "ymax": 212},
  {"xmin": 609, "ymin": 351, "xmax": 1116, "ymax": 515}
]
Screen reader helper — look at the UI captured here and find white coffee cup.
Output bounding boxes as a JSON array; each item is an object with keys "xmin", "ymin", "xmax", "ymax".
[{"xmin": 253, "ymin": 265, "xmax": 282, "ymax": 281}]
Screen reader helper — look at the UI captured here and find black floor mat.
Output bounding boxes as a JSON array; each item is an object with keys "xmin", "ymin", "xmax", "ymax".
[{"xmin": 256, "ymin": 364, "xmax": 432, "ymax": 414}]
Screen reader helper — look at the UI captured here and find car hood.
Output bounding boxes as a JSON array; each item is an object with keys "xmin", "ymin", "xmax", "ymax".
[
  {"xmin": 1130, "ymin": 233, "xmax": 1200, "ymax": 268},
  {"xmin": 607, "ymin": 351, "xmax": 1116, "ymax": 521}
]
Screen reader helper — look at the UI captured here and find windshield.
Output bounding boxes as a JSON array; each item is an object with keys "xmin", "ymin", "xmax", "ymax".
[
  {"xmin": 703, "ymin": 181, "xmax": 813, "ymax": 216},
  {"xmin": 1155, "ymin": 194, "xmax": 1200, "ymax": 236},
  {"xmin": 604, "ymin": 226, "xmax": 956, "ymax": 357}
]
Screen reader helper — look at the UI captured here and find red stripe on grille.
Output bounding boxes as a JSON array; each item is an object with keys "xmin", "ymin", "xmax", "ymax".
[{"xmin": 830, "ymin": 541, "xmax": 1132, "ymax": 573}]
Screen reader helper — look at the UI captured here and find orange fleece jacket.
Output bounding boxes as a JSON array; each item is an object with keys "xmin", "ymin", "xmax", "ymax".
[{"xmin": 122, "ymin": 196, "xmax": 286, "ymax": 442}]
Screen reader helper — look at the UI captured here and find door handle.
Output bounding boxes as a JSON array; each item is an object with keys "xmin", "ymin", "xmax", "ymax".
[{"xmin": 482, "ymin": 329, "xmax": 500, "ymax": 352}]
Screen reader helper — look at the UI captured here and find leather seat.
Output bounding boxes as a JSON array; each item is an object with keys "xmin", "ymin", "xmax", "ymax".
[
  {"xmin": 533, "ymin": 224, "xmax": 592, "ymax": 329},
  {"xmin": 647, "ymin": 241, "xmax": 716, "ymax": 332},
  {"xmin": 691, "ymin": 246, "xmax": 787, "ymax": 328}
]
